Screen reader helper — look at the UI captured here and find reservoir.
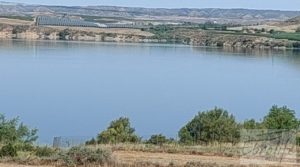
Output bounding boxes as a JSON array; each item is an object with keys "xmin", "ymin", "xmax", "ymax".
[{"xmin": 0, "ymin": 40, "xmax": 299, "ymax": 144}]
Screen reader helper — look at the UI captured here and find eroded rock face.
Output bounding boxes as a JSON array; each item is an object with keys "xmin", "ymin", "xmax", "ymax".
[
  {"xmin": 0, "ymin": 24, "xmax": 154, "ymax": 42},
  {"xmin": 173, "ymin": 29, "xmax": 297, "ymax": 49}
]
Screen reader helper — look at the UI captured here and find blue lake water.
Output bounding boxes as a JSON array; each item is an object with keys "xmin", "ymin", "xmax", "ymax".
[{"xmin": 0, "ymin": 40, "xmax": 300, "ymax": 144}]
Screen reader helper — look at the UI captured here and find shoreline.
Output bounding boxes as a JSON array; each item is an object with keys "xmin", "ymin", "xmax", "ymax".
[{"xmin": 0, "ymin": 23, "xmax": 300, "ymax": 50}]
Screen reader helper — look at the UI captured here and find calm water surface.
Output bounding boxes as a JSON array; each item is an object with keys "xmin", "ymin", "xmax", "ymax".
[{"xmin": 0, "ymin": 40, "xmax": 300, "ymax": 143}]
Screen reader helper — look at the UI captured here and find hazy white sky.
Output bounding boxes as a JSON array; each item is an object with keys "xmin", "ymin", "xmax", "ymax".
[{"xmin": 2, "ymin": 0, "xmax": 300, "ymax": 11}]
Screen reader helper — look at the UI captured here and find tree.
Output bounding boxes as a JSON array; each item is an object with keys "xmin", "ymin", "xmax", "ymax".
[
  {"xmin": 85, "ymin": 138, "xmax": 97, "ymax": 145},
  {"xmin": 0, "ymin": 114, "xmax": 38, "ymax": 145},
  {"xmin": 147, "ymin": 134, "xmax": 169, "ymax": 146},
  {"xmin": 242, "ymin": 119, "xmax": 261, "ymax": 129},
  {"xmin": 178, "ymin": 108, "xmax": 239, "ymax": 145},
  {"xmin": 296, "ymin": 27, "xmax": 300, "ymax": 33},
  {"xmin": 178, "ymin": 127, "xmax": 193, "ymax": 145},
  {"xmin": 0, "ymin": 113, "xmax": 38, "ymax": 157},
  {"xmin": 97, "ymin": 117, "xmax": 140, "ymax": 144},
  {"xmin": 262, "ymin": 106, "xmax": 300, "ymax": 130}
]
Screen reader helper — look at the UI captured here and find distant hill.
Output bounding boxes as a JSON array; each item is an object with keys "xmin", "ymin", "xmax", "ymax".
[
  {"xmin": 0, "ymin": 1, "xmax": 300, "ymax": 23},
  {"xmin": 286, "ymin": 16, "xmax": 300, "ymax": 24}
]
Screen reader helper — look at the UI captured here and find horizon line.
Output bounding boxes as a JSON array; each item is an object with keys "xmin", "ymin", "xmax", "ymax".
[{"xmin": 1, "ymin": 1, "xmax": 300, "ymax": 12}]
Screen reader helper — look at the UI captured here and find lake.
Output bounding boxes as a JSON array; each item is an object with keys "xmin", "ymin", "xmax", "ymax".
[{"xmin": 0, "ymin": 40, "xmax": 300, "ymax": 144}]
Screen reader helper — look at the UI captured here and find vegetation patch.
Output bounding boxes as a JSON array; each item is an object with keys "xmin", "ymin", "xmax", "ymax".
[
  {"xmin": 0, "ymin": 15, "xmax": 34, "ymax": 21},
  {"xmin": 272, "ymin": 32, "xmax": 300, "ymax": 41},
  {"xmin": 57, "ymin": 146, "xmax": 112, "ymax": 166}
]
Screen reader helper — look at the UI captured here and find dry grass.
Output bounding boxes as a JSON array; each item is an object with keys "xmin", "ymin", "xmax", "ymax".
[
  {"xmin": 228, "ymin": 22, "xmax": 300, "ymax": 33},
  {"xmin": 114, "ymin": 150, "xmax": 238, "ymax": 166},
  {"xmin": 95, "ymin": 143, "xmax": 239, "ymax": 157},
  {"xmin": 1, "ymin": 149, "xmax": 298, "ymax": 167},
  {"xmin": 0, "ymin": 18, "xmax": 33, "ymax": 25},
  {"xmin": 0, "ymin": 164, "xmax": 52, "ymax": 167}
]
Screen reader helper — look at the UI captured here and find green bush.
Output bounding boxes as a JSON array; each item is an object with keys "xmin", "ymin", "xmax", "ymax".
[
  {"xmin": 15, "ymin": 143, "xmax": 35, "ymax": 152},
  {"xmin": 147, "ymin": 134, "xmax": 169, "ymax": 145},
  {"xmin": 85, "ymin": 138, "xmax": 97, "ymax": 145},
  {"xmin": 272, "ymin": 32, "xmax": 300, "ymax": 41},
  {"xmin": 97, "ymin": 117, "xmax": 140, "ymax": 144},
  {"xmin": 179, "ymin": 107, "xmax": 239, "ymax": 145},
  {"xmin": 297, "ymin": 136, "xmax": 300, "ymax": 146},
  {"xmin": 0, "ymin": 15, "xmax": 34, "ymax": 21},
  {"xmin": 0, "ymin": 143, "xmax": 17, "ymax": 157},
  {"xmin": 35, "ymin": 146, "xmax": 56, "ymax": 157},
  {"xmin": 269, "ymin": 29, "xmax": 275, "ymax": 34},
  {"xmin": 59, "ymin": 29, "xmax": 71, "ymax": 40}
]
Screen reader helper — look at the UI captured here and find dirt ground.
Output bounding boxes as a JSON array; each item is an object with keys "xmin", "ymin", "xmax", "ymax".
[
  {"xmin": 114, "ymin": 150, "xmax": 239, "ymax": 166},
  {"xmin": 113, "ymin": 151, "xmax": 298, "ymax": 167},
  {"xmin": 0, "ymin": 150, "xmax": 298, "ymax": 167}
]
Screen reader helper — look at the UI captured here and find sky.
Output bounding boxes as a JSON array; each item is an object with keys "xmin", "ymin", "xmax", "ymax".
[{"xmin": 2, "ymin": 0, "xmax": 300, "ymax": 11}]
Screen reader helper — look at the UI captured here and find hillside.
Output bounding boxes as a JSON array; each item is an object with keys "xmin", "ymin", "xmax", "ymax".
[
  {"xmin": 0, "ymin": 2, "xmax": 300, "ymax": 24},
  {"xmin": 286, "ymin": 16, "xmax": 300, "ymax": 24}
]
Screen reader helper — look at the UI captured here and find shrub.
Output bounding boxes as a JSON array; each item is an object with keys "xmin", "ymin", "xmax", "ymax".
[
  {"xmin": 59, "ymin": 146, "xmax": 112, "ymax": 166},
  {"xmin": 0, "ymin": 143, "xmax": 17, "ymax": 157},
  {"xmin": 147, "ymin": 134, "xmax": 169, "ymax": 146},
  {"xmin": 85, "ymin": 138, "xmax": 97, "ymax": 145},
  {"xmin": 35, "ymin": 146, "xmax": 56, "ymax": 157},
  {"xmin": 179, "ymin": 107, "xmax": 239, "ymax": 145},
  {"xmin": 12, "ymin": 25, "xmax": 29, "ymax": 34},
  {"xmin": 184, "ymin": 161, "xmax": 217, "ymax": 167},
  {"xmin": 59, "ymin": 29, "xmax": 71, "ymax": 40},
  {"xmin": 296, "ymin": 27, "xmax": 300, "ymax": 33},
  {"xmin": 16, "ymin": 143, "xmax": 35, "ymax": 152}
]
